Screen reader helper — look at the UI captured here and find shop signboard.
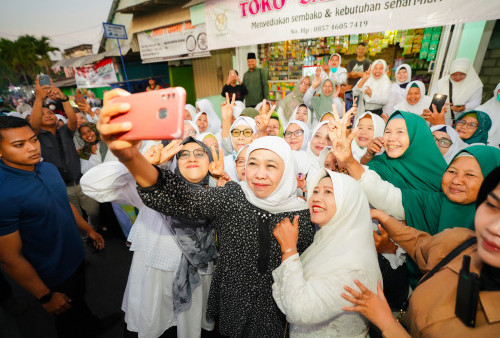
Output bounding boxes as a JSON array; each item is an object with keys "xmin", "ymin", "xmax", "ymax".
[
  {"xmin": 205, "ymin": 0, "xmax": 500, "ymax": 50},
  {"xmin": 137, "ymin": 21, "xmax": 209, "ymax": 61},
  {"xmin": 73, "ymin": 58, "xmax": 118, "ymax": 88}
]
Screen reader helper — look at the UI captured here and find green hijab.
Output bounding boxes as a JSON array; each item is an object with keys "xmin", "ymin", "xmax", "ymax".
[
  {"xmin": 454, "ymin": 110, "xmax": 492, "ymax": 145},
  {"xmin": 401, "ymin": 145, "xmax": 500, "ymax": 287},
  {"xmin": 368, "ymin": 111, "xmax": 447, "ymax": 191},
  {"xmin": 311, "ymin": 79, "xmax": 335, "ymax": 120},
  {"xmin": 270, "ymin": 112, "xmax": 284, "ymax": 137}
]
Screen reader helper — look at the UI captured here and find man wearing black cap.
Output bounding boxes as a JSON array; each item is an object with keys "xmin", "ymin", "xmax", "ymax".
[{"xmin": 242, "ymin": 52, "xmax": 269, "ymax": 107}]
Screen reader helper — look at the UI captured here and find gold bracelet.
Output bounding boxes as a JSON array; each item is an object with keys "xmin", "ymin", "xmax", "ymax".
[
  {"xmin": 282, "ymin": 247, "xmax": 297, "ymax": 254},
  {"xmin": 364, "ymin": 153, "xmax": 373, "ymax": 159}
]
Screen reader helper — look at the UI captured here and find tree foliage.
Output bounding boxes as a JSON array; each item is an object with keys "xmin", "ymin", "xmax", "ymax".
[{"xmin": 0, "ymin": 35, "xmax": 59, "ymax": 92}]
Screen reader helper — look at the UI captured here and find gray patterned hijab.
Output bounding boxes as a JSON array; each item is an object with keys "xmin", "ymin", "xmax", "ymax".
[{"xmin": 169, "ymin": 136, "xmax": 217, "ymax": 316}]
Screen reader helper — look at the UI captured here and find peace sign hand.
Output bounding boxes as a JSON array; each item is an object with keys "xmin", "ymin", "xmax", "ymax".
[
  {"xmin": 160, "ymin": 139, "xmax": 183, "ymax": 164},
  {"xmin": 328, "ymin": 103, "xmax": 356, "ymax": 164},
  {"xmin": 362, "ymin": 65, "xmax": 372, "ymax": 80},
  {"xmin": 221, "ymin": 92, "xmax": 236, "ymax": 122},
  {"xmin": 208, "ymin": 146, "xmax": 225, "ymax": 178},
  {"xmin": 255, "ymin": 99, "xmax": 275, "ymax": 133}
]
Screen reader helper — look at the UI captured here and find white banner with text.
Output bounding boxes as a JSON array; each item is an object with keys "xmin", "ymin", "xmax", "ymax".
[
  {"xmin": 73, "ymin": 58, "xmax": 118, "ymax": 88},
  {"xmin": 137, "ymin": 21, "xmax": 209, "ymax": 61},
  {"xmin": 205, "ymin": 0, "xmax": 500, "ymax": 50}
]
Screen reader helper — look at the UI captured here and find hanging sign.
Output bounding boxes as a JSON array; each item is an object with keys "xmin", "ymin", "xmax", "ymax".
[
  {"xmin": 205, "ymin": 0, "xmax": 500, "ymax": 50},
  {"xmin": 73, "ymin": 58, "xmax": 118, "ymax": 88},
  {"xmin": 137, "ymin": 21, "xmax": 209, "ymax": 61}
]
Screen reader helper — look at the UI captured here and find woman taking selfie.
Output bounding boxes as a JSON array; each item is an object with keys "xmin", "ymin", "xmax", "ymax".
[{"xmin": 97, "ymin": 89, "xmax": 316, "ymax": 338}]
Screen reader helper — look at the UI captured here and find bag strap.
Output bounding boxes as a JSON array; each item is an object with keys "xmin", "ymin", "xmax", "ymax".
[
  {"xmin": 417, "ymin": 236, "xmax": 477, "ymax": 287},
  {"xmin": 448, "ymin": 79, "xmax": 456, "ymax": 123},
  {"xmin": 401, "ymin": 236, "xmax": 477, "ymax": 313}
]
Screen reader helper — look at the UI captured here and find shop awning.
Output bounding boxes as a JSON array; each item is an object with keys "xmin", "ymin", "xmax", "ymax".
[
  {"xmin": 128, "ymin": 6, "xmax": 190, "ymax": 34},
  {"xmin": 52, "ymin": 44, "xmax": 131, "ymax": 68}
]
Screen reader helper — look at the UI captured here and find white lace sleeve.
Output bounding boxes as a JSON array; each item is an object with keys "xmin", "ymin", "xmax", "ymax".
[{"xmin": 272, "ymin": 253, "xmax": 368, "ymax": 326}]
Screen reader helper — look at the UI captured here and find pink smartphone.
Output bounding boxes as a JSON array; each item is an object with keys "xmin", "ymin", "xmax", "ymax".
[{"xmin": 110, "ymin": 87, "xmax": 186, "ymax": 140}]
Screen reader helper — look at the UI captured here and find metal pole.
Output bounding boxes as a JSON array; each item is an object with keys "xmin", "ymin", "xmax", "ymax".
[{"xmin": 117, "ymin": 40, "xmax": 131, "ymax": 92}]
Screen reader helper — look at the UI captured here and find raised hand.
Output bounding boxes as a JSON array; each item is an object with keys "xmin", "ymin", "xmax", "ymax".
[
  {"xmin": 333, "ymin": 84, "xmax": 341, "ymax": 98},
  {"xmin": 341, "ymin": 280, "xmax": 396, "ymax": 333},
  {"xmin": 327, "ymin": 104, "xmax": 356, "ymax": 164},
  {"xmin": 47, "ymin": 86, "xmax": 66, "ymax": 101},
  {"xmin": 160, "ymin": 139, "xmax": 183, "ymax": 164},
  {"xmin": 366, "ymin": 137, "xmax": 384, "ymax": 157},
  {"xmin": 422, "ymin": 103, "xmax": 446, "ymax": 125},
  {"xmin": 364, "ymin": 86, "xmax": 372, "ymax": 97},
  {"xmin": 144, "ymin": 144, "xmax": 163, "ymax": 165},
  {"xmin": 312, "ymin": 67, "xmax": 322, "ymax": 89},
  {"xmin": 321, "ymin": 63, "xmax": 329, "ymax": 73},
  {"xmin": 216, "ymin": 172, "xmax": 231, "ymax": 187},
  {"xmin": 297, "ymin": 173, "xmax": 307, "ymax": 192},
  {"xmin": 97, "ymin": 88, "xmax": 138, "ymax": 162},
  {"xmin": 221, "ymin": 92, "xmax": 236, "ymax": 122},
  {"xmin": 255, "ymin": 99, "xmax": 275, "ymax": 134},
  {"xmin": 208, "ymin": 146, "xmax": 225, "ymax": 178},
  {"xmin": 362, "ymin": 65, "xmax": 371, "ymax": 80},
  {"xmin": 77, "ymin": 98, "xmax": 92, "ymax": 115},
  {"xmin": 35, "ymin": 76, "xmax": 50, "ymax": 100}
]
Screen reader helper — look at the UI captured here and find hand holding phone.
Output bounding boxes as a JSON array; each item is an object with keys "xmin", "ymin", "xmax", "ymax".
[
  {"xmin": 38, "ymin": 74, "xmax": 52, "ymax": 87},
  {"xmin": 429, "ymin": 94, "xmax": 448, "ymax": 114},
  {"xmin": 109, "ymin": 87, "xmax": 186, "ymax": 140}
]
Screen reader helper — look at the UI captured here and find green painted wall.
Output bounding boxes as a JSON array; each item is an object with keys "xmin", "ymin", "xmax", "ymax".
[
  {"xmin": 456, "ymin": 21, "xmax": 487, "ymax": 63},
  {"xmin": 169, "ymin": 66, "xmax": 196, "ymax": 106}
]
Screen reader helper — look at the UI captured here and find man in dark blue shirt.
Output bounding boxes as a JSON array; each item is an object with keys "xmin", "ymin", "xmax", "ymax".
[{"xmin": 0, "ymin": 116, "xmax": 105, "ymax": 337}]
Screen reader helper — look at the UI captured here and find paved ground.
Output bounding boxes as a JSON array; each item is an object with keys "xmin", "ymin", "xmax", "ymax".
[{"xmin": 0, "ymin": 228, "xmax": 133, "ymax": 338}]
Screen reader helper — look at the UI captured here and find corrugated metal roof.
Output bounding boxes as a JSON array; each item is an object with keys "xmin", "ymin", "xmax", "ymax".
[{"xmin": 52, "ymin": 45, "xmax": 131, "ymax": 68}]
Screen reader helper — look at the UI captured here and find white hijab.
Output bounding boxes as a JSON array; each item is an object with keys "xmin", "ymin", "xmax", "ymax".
[
  {"xmin": 395, "ymin": 64, "xmax": 412, "ymax": 86},
  {"xmin": 230, "ymin": 116, "xmax": 256, "ymax": 150},
  {"xmin": 477, "ymin": 83, "xmax": 500, "ymax": 148},
  {"xmin": 289, "ymin": 104, "xmax": 313, "ymax": 129},
  {"xmin": 284, "ymin": 120, "xmax": 311, "ymax": 151},
  {"xmin": 196, "ymin": 99, "xmax": 221, "ymax": 133},
  {"xmin": 184, "ymin": 104, "xmax": 197, "ymax": 120},
  {"xmin": 184, "ymin": 120, "xmax": 199, "ymax": 136},
  {"xmin": 301, "ymin": 169, "xmax": 382, "ymax": 284},
  {"xmin": 239, "ymin": 136, "xmax": 308, "ymax": 214},
  {"xmin": 394, "ymin": 81, "xmax": 432, "ymax": 116},
  {"xmin": 234, "ymin": 145, "xmax": 249, "ymax": 182},
  {"xmin": 291, "ymin": 121, "xmax": 329, "ymax": 175},
  {"xmin": 437, "ymin": 58, "xmax": 483, "ymax": 106},
  {"xmin": 430, "ymin": 124, "xmax": 468, "ymax": 164},
  {"xmin": 351, "ymin": 112, "xmax": 385, "ymax": 162},
  {"xmin": 361, "ymin": 59, "xmax": 392, "ymax": 104}
]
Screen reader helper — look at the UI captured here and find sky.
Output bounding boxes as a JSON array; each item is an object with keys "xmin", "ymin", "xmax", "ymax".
[{"xmin": 0, "ymin": 0, "xmax": 115, "ymax": 60}]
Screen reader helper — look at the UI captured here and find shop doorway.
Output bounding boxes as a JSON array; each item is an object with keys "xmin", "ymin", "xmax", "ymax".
[
  {"xmin": 192, "ymin": 48, "xmax": 234, "ymax": 98},
  {"xmin": 169, "ymin": 65, "xmax": 196, "ymax": 105}
]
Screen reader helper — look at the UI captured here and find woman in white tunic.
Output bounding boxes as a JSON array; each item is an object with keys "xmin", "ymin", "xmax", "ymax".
[
  {"xmin": 476, "ymin": 83, "xmax": 500, "ymax": 148},
  {"xmin": 353, "ymin": 59, "xmax": 392, "ymax": 116},
  {"xmin": 429, "ymin": 58, "xmax": 483, "ymax": 124},
  {"xmin": 384, "ymin": 64, "xmax": 412, "ymax": 116},
  {"xmin": 272, "ymin": 169, "xmax": 382, "ymax": 337},
  {"xmin": 393, "ymin": 80, "xmax": 432, "ymax": 116}
]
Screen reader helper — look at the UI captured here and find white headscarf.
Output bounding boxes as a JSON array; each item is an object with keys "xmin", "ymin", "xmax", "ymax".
[
  {"xmin": 361, "ymin": 59, "xmax": 392, "ymax": 104},
  {"xmin": 284, "ymin": 120, "xmax": 311, "ymax": 151},
  {"xmin": 196, "ymin": 132, "xmax": 219, "ymax": 144},
  {"xmin": 55, "ymin": 114, "xmax": 68, "ymax": 124},
  {"xmin": 351, "ymin": 112, "xmax": 385, "ymax": 162},
  {"xmin": 436, "ymin": 58, "xmax": 483, "ymax": 106},
  {"xmin": 289, "ymin": 104, "xmax": 313, "ymax": 129},
  {"xmin": 184, "ymin": 120, "xmax": 199, "ymax": 136},
  {"xmin": 230, "ymin": 116, "xmax": 256, "ymax": 151},
  {"xmin": 393, "ymin": 81, "xmax": 432, "ymax": 116},
  {"xmin": 477, "ymin": 83, "xmax": 500, "ymax": 148},
  {"xmin": 395, "ymin": 64, "xmax": 412, "ymax": 87},
  {"xmin": 301, "ymin": 169, "xmax": 382, "ymax": 283},
  {"xmin": 239, "ymin": 136, "xmax": 308, "ymax": 214},
  {"xmin": 194, "ymin": 112, "xmax": 216, "ymax": 135},
  {"xmin": 291, "ymin": 121, "xmax": 329, "ymax": 175},
  {"xmin": 234, "ymin": 145, "xmax": 249, "ymax": 182},
  {"xmin": 320, "ymin": 53, "xmax": 348, "ymax": 85},
  {"xmin": 184, "ymin": 104, "xmax": 197, "ymax": 120},
  {"xmin": 234, "ymin": 101, "xmax": 246, "ymax": 118},
  {"xmin": 195, "ymin": 99, "xmax": 221, "ymax": 133},
  {"xmin": 430, "ymin": 124, "xmax": 468, "ymax": 164}
]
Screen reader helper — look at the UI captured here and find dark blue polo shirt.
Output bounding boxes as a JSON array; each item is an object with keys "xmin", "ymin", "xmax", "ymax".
[{"xmin": 0, "ymin": 160, "xmax": 84, "ymax": 287}]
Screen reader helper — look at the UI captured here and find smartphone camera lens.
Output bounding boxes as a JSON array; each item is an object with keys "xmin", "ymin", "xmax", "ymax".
[
  {"xmin": 159, "ymin": 108, "xmax": 167, "ymax": 119},
  {"xmin": 162, "ymin": 95, "xmax": 167, "ymax": 100}
]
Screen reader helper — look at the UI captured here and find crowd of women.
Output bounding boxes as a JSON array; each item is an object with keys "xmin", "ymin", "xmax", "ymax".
[{"xmin": 58, "ymin": 54, "xmax": 499, "ymax": 337}]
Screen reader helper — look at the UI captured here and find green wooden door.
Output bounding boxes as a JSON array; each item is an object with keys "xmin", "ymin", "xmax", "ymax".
[{"xmin": 169, "ymin": 66, "xmax": 196, "ymax": 105}]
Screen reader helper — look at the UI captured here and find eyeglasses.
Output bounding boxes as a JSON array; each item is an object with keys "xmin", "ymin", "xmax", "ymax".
[
  {"xmin": 284, "ymin": 130, "xmax": 304, "ymax": 138},
  {"xmin": 231, "ymin": 128, "xmax": 253, "ymax": 137},
  {"xmin": 434, "ymin": 137, "xmax": 453, "ymax": 148},
  {"xmin": 183, "ymin": 130, "xmax": 196, "ymax": 136},
  {"xmin": 235, "ymin": 158, "xmax": 246, "ymax": 167},
  {"xmin": 300, "ymin": 81, "xmax": 311, "ymax": 87},
  {"xmin": 456, "ymin": 120, "xmax": 479, "ymax": 129},
  {"xmin": 176, "ymin": 148, "xmax": 207, "ymax": 160}
]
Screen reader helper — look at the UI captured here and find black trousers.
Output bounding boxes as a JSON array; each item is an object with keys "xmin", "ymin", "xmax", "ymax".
[{"xmin": 51, "ymin": 262, "xmax": 100, "ymax": 338}]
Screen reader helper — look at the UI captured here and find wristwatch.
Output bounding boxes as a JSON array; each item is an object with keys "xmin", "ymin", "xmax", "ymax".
[
  {"xmin": 59, "ymin": 95, "xmax": 69, "ymax": 102},
  {"xmin": 38, "ymin": 291, "xmax": 54, "ymax": 304}
]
